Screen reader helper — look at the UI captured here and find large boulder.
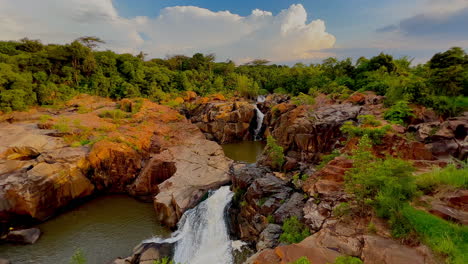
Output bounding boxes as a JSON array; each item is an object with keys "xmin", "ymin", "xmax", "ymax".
[
  {"xmin": 408, "ymin": 114, "xmax": 468, "ymax": 160},
  {"xmin": 265, "ymin": 103, "xmax": 361, "ymax": 163},
  {"xmin": 0, "ymin": 124, "xmax": 94, "ymax": 222},
  {"xmin": 3, "ymin": 228, "xmax": 41, "ymax": 244},
  {"xmin": 256, "ymin": 224, "xmax": 282, "ymax": 251},
  {"xmin": 188, "ymin": 100, "xmax": 256, "ymax": 143},
  {"xmin": 152, "ymin": 125, "xmax": 232, "ymax": 228}
]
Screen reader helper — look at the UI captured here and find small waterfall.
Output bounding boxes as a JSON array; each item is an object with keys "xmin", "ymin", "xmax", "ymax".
[
  {"xmin": 253, "ymin": 96, "xmax": 265, "ymax": 141},
  {"xmin": 144, "ymin": 186, "xmax": 234, "ymax": 264}
]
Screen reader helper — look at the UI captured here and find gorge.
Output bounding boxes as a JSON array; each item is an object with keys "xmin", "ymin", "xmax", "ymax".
[{"xmin": 0, "ymin": 91, "xmax": 467, "ymax": 264}]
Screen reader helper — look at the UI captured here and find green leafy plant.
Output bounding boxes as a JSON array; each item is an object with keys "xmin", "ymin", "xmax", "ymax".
[
  {"xmin": 289, "ymin": 257, "xmax": 310, "ymax": 264},
  {"xmin": 331, "ymin": 256, "xmax": 363, "ymax": 264},
  {"xmin": 317, "ymin": 150, "xmax": 341, "ymax": 169},
  {"xmin": 98, "ymin": 109, "xmax": 129, "ymax": 120},
  {"xmin": 153, "ymin": 257, "xmax": 175, "ymax": 264},
  {"xmin": 266, "ymin": 135, "xmax": 285, "ymax": 169},
  {"xmin": 291, "ymin": 93, "xmax": 315, "ymax": 106},
  {"xmin": 340, "ymin": 115, "xmax": 391, "ymax": 144},
  {"xmin": 279, "ymin": 216, "xmax": 311, "ymax": 244},
  {"xmin": 384, "ymin": 101, "xmax": 415, "ymax": 125},
  {"xmin": 70, "ymin": 249, "xmax": 86, "ymax": 264}
]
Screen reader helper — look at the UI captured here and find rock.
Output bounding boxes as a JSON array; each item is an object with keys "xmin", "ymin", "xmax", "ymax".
[
  {"xmin": 188, "ymin": 100, "xmax": 256, "ymax": 143},
  {"xmin": 303, "ymin": 199, "xmax": 332, "ymax": 231},
  {"xmin": 303, "ymin": 156, "xmax": 352, "ymax": 197},
  {"xmin": 408, "ymin": 115, "xmax": 468, "ymax": 159},
  {"xmin": 265, "ymin": 103, "xmax": 361, "ymax": 163},
  {"xmin": 446, "ymin": 190, "xmax": 468, "ymax": 211},
  {"xmin": 429, "ymin": 202, "xmax": 468, "ymax": 225},
  {"xmin": 127, "ymin": 242, "xmax": 174, "ymax": 264},
  {"xmin": 5, "ymin": 228, "xmax": 41, "ymax": 244},
  {"xmin": 312, "ymin": 224, "xmax": 363, "ymax": 257},
  {"xmin": 0, "ymin": 144, "xmax": 94, "ymax": 221},
  {"xmin": 361, "ymin": 235, "xmax": 429, "ymax": 264},
  {"xmin": 273, "ymin": 192, "xmax": 305, "ymax": 224},
  {"xmin": 245, "ymin": 174, "xmax": 292, "ymax": 216},
  {"xmin": 0, "ymin": 258, "xmax": 10, "ymax": 264},
  {"xmin": 153, "ymin": 132, "xmax": 232, "ymax": 228},
  {"xmin": 249, "ymin": 235, "xmax": 342, "ymax": 264},
  {"xmin": 231, "ymin": 163, "xmax": 270, "ymax": 191},
  {"xmin": 257, "ymin": 224, "xmax": 282, "ymax": 251}
]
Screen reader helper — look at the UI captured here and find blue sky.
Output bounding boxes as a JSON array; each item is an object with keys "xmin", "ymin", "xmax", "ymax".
[{"xmin": 0, "ymin": 0, "xmax": 466, "ymax": 64}]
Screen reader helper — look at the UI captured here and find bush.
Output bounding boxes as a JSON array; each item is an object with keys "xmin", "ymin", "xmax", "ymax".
[
  {"xmin": 291, "ymin": 93, "xmax": 315, "ymax": 106},
  {"xmin": 98, "ymin": 109, "xmax": 129, "ymax": 120},
  {"xmin": 340, "ymin": 115, "xmax": 391, "ymax": 144},
  {"xmin": 317, "ymin": 150, "xmax": 341, "ymax": 169},
  {"xmin": 70, "ymin": 249, "xmax": 86, "ymax": 264},
  {"xmin": 384, "ymin": 101, "xmax": 415, "ymax": 125},
  {"xmin": 346, "ymin": 135, "xmax": 418, "ymax": 224},
  {"xmin": 332, "ymin": 256, "xmax": 363, "ymax": 264},
  {"xmin": 289, "ymin": 257, "xmax": 310, "ymax": 264},
  {"xmin": 266, "ymin": 135, "xmax": 285, "ymax": 169},
  {"xmin": 279, "ymin": 216, "xmax": 311, "ymax": 244},
  {"xmin": 153, "ymin": 257, "xmax": 175, "ymax": 264},
  {"xmin": 415, "ymin": 164, "xmax": 468, "ymax": 193}
]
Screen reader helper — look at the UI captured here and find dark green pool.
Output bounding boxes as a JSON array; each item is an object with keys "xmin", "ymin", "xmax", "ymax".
[
  {"xmin": 221, "ymin": 141, "xmax": 266, "ymax": 163},
  {"xmin": 0, "ymin": 195, "xmax": 170, "ymax": 264}
]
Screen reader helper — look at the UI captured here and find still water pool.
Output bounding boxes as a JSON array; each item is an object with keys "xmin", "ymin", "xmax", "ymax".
[
  {"xmin": 221, "ymin": 141, "xmax": 266, "ymax": 163},
  {"xmin": 0, "ymin": 195, "xmax": 170, "ymax": 264}
]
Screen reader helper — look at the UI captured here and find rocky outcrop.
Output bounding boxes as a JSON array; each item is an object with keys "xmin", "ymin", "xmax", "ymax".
[
  {"xmin": 248, "ymin": 221, "xmax": 437, "ymax": 264},
  {"xmin": 1, "ymin": 96, "xmax": 233, "ymax": 231},
  {"xmin": 408, "ymin": 113, "xmax": 468, "ymax": 160},
  {"xmin": 264, "ymin": 103, "xmax": 361, "ymax": 163},
  {"xmin": 0, "ymin": 123, "xmax": 94, "ymax": 222},
  {"xmin": 112, "ymin": 242, "xmax": 174, "ymax": 264},
  {"xmin": 188, "ymin": 99, "xmax": 256, "ymax": 143},
  {"xmin": 2, "ymin": 228, "xmax": 41, "ymax": 244},
  {"xmin": 152, "ymin": 131, "xmax": 232, "ymax": 227}
]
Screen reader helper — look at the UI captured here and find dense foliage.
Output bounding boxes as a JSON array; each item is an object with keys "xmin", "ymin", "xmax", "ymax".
[
  {"xmin": 0, "ymin": 38, "xmax": 466, "ymax": 114},
  {"xmin": 279, "ymin": 216, "xmax": 311, "ymax": 244}
]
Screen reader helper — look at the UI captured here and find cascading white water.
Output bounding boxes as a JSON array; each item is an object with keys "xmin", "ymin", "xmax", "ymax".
[
  {"xmin": 144, "ymin": 186, "xmax": 234, "ymax": 264},
  {"xmin": 253, "ymin": 96, "xmax": 265, "ymax": 141}
]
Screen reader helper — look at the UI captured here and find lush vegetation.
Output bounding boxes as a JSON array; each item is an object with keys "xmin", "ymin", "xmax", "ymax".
[
  {"xmin": 340, "ymin": 115, "xmax": 392, "ymax": 144},
  {"xmin": 0, "ymin": 38, "xmax": 466, "ymax": 114},
  {"xmin": 69, "ymin": 249, "xmax": 86, "ymax": 264},
  {"xmin": 288, "ymin": 256, "xmax": 363, "ymax": 264},
  {"xmin": 279, "ymin": 216, "xmax": 311, "ymax": 244},
  {"xmin": 343, "ymin": 133, "xmax": 468, "ymax": 263},
  {"xmin": 402, "ymin": 206, "xmax": 468, "ymax": 264},
  {"xmin": 415, "ymin": 164, "xmax": 468, "ymax": 193},
  {"xmin": 266, "ymin": 135, "xmax": 285, "ymax": 169}
]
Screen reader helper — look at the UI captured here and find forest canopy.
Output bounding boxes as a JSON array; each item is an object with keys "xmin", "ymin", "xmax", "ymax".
[{"xmin": 0, "ymin": 37, "xmax": 467, "ymax": 115}]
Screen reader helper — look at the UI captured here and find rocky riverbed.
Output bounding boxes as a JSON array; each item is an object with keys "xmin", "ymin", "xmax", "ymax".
[{"xmin": 1, "ymin": 92, "xmax": 466, "ymax": 264}]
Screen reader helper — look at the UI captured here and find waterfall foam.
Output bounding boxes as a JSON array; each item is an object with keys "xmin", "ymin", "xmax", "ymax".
[
  {"xmin": 143, "ymin": 186, "xmax": 234, "ymax": 264},
  {"xmin": 253, "ymin": 96, "xmax": 265, "ymax": 141}
]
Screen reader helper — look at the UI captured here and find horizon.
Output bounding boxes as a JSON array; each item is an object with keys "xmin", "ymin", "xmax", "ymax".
[{"xmin": 0, "ymin": 0, "xmax": 466, "ymax": 65}]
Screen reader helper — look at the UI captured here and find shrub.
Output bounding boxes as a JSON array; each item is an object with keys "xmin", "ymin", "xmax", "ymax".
[
  {"xmin": 266, "ymin": 135, "xmax": 285, "ymax": 169},
  {"xmin": 384, "ymin": 101, "xmax": 415, "ymax": 125},
  {"xmin": 333, "ymin": 202, "xmax": 351, "ymax": 217},
  {"xmin": 153, "ymin": 257, "xmax": 175, "ymax": 264},
  {"xmin": 340, "ymin": 115, "xmax": 391, "ymax": 144},
  {"xmin": 332, "ymin": 256, "xmax": 363, "ymax": 264},
  {"xmin": 53, "ymin": 117, "xmax": 71, "ymax": 133},
  {"xmin": 289, "ymin": 257, "xmax": 310, "ymax": 264},
  {"xmin": 98, "ymin": 109, "xmax": 129, "ymax": 120},
  {"xmin": 317, "ymin": 150, "xmax": 341, "ymax": 169},
  {"xmin": 39, "ymin": 114, "xmax": 52, "ymax": 124},
  {"xmin": 291, "ymin": 93, "xmax": 315, "ymax": 106},
  {"xmin": 346, "ymin": 135, "xmax": 418, "ymax": 229},
  {"xmin": 279, "ymin": 216, "xmax": 311, "ymax": 244},
  {"xmin": 70, "ymin": 249, "xmax": 86, "ymax": 264}
]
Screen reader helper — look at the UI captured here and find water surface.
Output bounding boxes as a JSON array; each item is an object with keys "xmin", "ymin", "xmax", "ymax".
[
  {"xmin": 221, "ymin": 141, "xmax": 265, "ymax": 163},
  {"xmin": 0, "ymin": 195, "xmax": 170, "ymax": 264}
]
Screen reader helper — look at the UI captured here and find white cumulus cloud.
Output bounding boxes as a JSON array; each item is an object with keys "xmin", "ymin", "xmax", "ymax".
[{"xmin": 0, "ymin": 1, "xmax": 336, "ymax": 62}]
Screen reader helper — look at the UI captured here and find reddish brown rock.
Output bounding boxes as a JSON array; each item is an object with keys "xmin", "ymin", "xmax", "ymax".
[{"xmin": 361, "ymin": 235, "xmax": 430, "ymax": 264}]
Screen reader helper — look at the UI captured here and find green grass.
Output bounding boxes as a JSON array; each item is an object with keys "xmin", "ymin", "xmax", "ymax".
[
  {"xmin": 415, "ymin": 164, "xmax": 468, "ymax": 193},
  {"xmin": 98, "ymin": 109, "xmax": 129, "ymax": 120},
  {"xmin": 402, "ymin": 205, "xmax": 468, "ymax": 264}
]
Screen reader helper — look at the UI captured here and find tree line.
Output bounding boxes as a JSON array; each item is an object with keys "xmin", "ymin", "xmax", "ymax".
[{"xmin": 0, "ymin": 37, "xmax": 466, "ymax": 115}]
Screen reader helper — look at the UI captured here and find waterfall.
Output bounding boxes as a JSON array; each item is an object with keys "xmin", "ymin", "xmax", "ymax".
[
  {"xmin": 253, "ymin": 96, "xmax": 265, "ymax": 141},
  {"xmin": 143, "ymin": 186, "xmax": 234, "ymax": 264}
]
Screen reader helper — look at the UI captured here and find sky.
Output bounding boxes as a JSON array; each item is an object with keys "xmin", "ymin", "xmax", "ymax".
[{"xmin": 0, "ymin": 0, "xmax": 467, "ymax": 64}]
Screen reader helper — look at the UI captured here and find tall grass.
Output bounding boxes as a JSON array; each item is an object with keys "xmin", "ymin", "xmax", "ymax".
[
  {"xmin": 415, "ymin": 164, "xmax": 468, "ymax": 193},
  {"xmin": 402, "ymin": 205, "xmax": 468, "ymax": 264}
]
